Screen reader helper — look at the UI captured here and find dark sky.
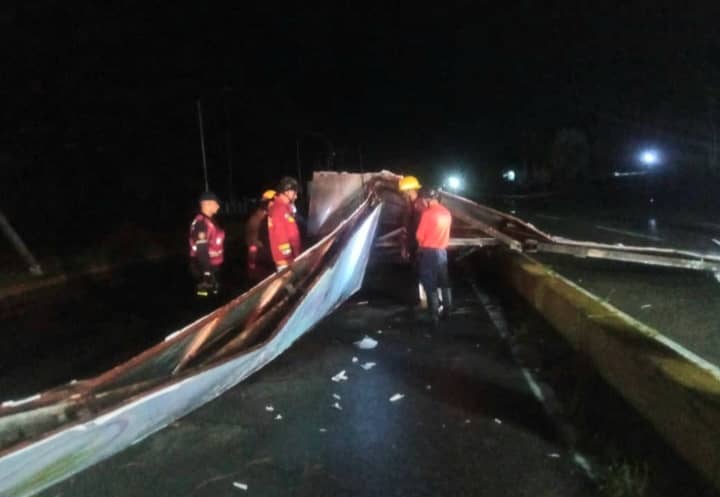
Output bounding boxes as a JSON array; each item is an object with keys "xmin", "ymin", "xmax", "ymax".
[{"xmin": 2, "ymin": 2, "xmax": 720, "ymax": 232}]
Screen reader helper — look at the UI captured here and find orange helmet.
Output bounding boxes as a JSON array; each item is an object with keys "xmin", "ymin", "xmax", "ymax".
[
  {"xmin": 261, "ymin": 189, "xmax": 276, "ymax": 201},
  {"xmin": 398, "ymin": 175, "xmax": 421, "ymax": 192}
]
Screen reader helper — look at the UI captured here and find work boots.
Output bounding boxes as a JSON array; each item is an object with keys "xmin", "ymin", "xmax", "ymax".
[{"xmin": 441, "ymin": 288, "xmax": 453, "ymax": 318}]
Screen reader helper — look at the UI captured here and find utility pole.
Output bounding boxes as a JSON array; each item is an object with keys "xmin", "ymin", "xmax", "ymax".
[
  {"xmin": 0, "ymin": 210, "xmax": 43, "ymax": 276},
  {"xmin": 223, "ymin": 90, "xmax": 234, "ymax": 200},
  {"xmin": 196, "ymin": 99, "xmax": 209, "ymax": 192},
  {"xmin": 296, "ymin": 138, "xmax": 303, "ymax": 186}
]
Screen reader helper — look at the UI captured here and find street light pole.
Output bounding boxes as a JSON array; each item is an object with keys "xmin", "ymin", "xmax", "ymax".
[{"xmin": 196, "ymin": 99, "xmax": 209, "ymax": 192}]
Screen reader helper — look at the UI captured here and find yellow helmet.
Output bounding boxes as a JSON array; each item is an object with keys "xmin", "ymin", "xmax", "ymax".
[
  {"xmin": 398, "ymin": 175, "xmax": 421, "ymax": 192},
  {"xmin": 261, "ymin": 189, "xmax": 276, "ymax": 201}
]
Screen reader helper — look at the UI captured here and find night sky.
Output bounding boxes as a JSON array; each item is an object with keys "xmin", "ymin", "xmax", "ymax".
[{"xmin": 2, "ymin": 2, "xmax": 720, "ymax": 241}]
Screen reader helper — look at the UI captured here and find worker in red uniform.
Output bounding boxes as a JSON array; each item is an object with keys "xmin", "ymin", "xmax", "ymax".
[
  {"xmin": 398, "ymin": 175, "xmax": 429, "ymax": 308},
  {"xmin": 416, "ymin": 188, "xmax": 453, "ymax": 327},
  {"xmin": 268, "ymin": 177, "xmax": 302, "ymax": 271},
  {"xmin": 189, "ymin": 191, "xmax": 225, "ymax": 296},
  {"xmin": 245, "ymin": 189, "xmax": 276, "ymax": 284}
]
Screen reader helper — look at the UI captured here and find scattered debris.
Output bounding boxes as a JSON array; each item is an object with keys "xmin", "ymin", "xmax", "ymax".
[
  {"xmin": 356, "ymin": 301, "xmax": 369, "ymax": 306},
  {"xmin": 233, "ymin": 482, "xmax": 248, "ymax": 491},
  {"xmin": 331, "ymin": 370, "xmax": 348, "ymax": 382},
  {"xmin": 494, "ymin": 418, "xmax": 502, "ymax": 425},
  {"xmin": 377, "ymin": 329, "xmax": 383, "ymax": 334},
  {"xmin": 319, "ymin": 428, "xmax": 328, "ymax": 433},
  {"xmin": 548, "ymin": 453, "xmax": 561, "ymax": 459},
  {"xmin": 352, "ymin": 357, "xmax": 359, "ymax": 363},
  {"xmin": 360, "ymin": 362, "xmax": 376, "ymax": 370},
  {"xmin": 389, "ymin": 393, "xmax": 404, "ymax": 402},
  {"xmin": 275, "ymin": 414, "xmax": 283, "ymax": 420},
  {"xmin": 354, "ymin": 336, "xmax": 378, "ymax": 349},
  {"xmin": 265, "ymin": 405, "xmax": 274, "ymax": 412},
  {"xmin": 712, "ymin": 238, "xmax": 720, "ymax": 247},
  {"xmin": 332, "ymin": 402, "xmax": 343, "ymax": 410},
  {"xmin": 332, "ymin": 393, "xmax": 341, "ymax": 400},
  {"xmin": 640, "ymin": 304, "xmax": 652, "ymax": 310}
]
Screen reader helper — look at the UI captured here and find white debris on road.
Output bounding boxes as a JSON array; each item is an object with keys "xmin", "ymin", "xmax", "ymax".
[
  {"xmin": 426, "ymin": 385, "xmax": 432, "ymax": 390},
  {"xmin": 332, "ymin": 393, "xmax": 342, "ymax": 400},
  {"xmin": 275, "ymin": 414, "xmax": 283, "ymax": 420},
  {"xmin": 352, "ymin": 356, "xmax": 359, "ymax": 363},
  {"xmin": 360, "ymin": 362, "xmax": 376, "ymax": 370},
  {"xmin": 389, "ymin": 393, "xmax": 404, "ymax": 402},
  {"xmin": 265, "ymin": 405, "xmax": 274, "ymax": 412},
  {"xmin": 640, "ymin": 304, "xmax": 652, "ymax": 310},
  {"xmin": 319, "ymin": 428, "xmax": 328, "ymax": 433},
  {"xmin": 332, "ymin": 402, "xmax": 343, "ymax": 410},
  {"xmin": 548, "ymin": 453, "xmax": 561, "ymax": 458},
  {"xmin": 356, "ymin": 301, "xmax": 369, "ymax": 306},
  {"xmin": 376, "ymin": 329, "xmax": 383, "ymax": 334},
  {"xmin": 494, "ymin": 418, "xmax": 502, "ymax": 424},
  {"xmin": 233, "ymin": 482, "xmax": 248, "ymax": 491},
  {"xmin": 354, "ymin": 336, "xmax": 378, "ymax": 349},
  {"xmin": 331, "ymin": 370, "xmax": 349, "ymax": 382}
]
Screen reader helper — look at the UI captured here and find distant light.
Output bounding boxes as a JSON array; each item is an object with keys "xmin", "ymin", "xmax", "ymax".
[
  {"xmin": 446, "ymin": 175, "xmax": 462, "ymax": 191},
  {"xmin": 639, "ymin": 149, "xmax": 660, "ymax": 166},
  {"xmin": 502, "ymin": 169, "xmax": 516, "ymax": 182}
]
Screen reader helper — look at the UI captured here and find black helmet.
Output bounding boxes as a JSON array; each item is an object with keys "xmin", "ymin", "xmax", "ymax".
[
  {"xmin": 198, "ymin": 191, "xmax": 221, "ymax": 204},
  {"xmin": 420, "ymin": 187, "xmax": 440, "ymax": 200},
  {"xmin": 277, "ymin": 176, "xmax": 300, "ymax": 193}
]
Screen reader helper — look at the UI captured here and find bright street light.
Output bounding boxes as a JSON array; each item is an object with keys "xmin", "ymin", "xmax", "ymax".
[
  {"xmin": 639, "ymin": 149, "xmax": 660, "ymax": 166},
  {"xmin": 446, "ymin": 175, "xmax": 462, "ymax": 191},
  {"xmin": 502, "ymin": 169, "xmax": 516, "ymax": 182}
]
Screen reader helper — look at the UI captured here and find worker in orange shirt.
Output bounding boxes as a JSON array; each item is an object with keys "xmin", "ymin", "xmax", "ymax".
[
  {"xmin": 245, "ymin": 189, "xmax": 276, "ymax": 284},
  {"xmin": 416, "ymin": 188, "xmax": 453, "ymax": 327},
  {"xmin": 398, "ymin": 175, "xmax": 429, "ymax": 309},
  {"xmin": 267, "ymin": 177, "xmax": 302, "ymax": 271}
]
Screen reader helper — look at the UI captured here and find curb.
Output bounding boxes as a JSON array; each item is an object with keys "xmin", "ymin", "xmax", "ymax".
[{"xmin": 498, "ymin": 251, "xmax": 720, "ymax": 491}]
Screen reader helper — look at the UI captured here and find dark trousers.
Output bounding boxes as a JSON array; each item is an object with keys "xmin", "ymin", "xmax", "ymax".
[{"xmin": 417, "ymin": 248, "xmax": 449, "ymax": 296}]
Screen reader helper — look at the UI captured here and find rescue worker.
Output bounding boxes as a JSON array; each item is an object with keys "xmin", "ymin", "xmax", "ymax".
[
  {"xmin": 268, "ymin": 177, "xmax": 302, "ymax": 271},
  {"xmin": 245, "ymin": 189, "xmax": 276, "ymax": 284},
  {"xmin": 398, "ymin": 175, "xmax": 429, "ymax": 308},
  {"xmin": 189, "ymin": 191, "xmax": 225, "ymax": 296},
  {"xmin": 415, "ymin": 188, "xmax": 453, "ymax": 327}
]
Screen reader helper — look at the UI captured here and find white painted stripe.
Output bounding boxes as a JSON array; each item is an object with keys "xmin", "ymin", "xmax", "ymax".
[{"xmin": 595, "ymin": 225, "xmax": 662, "ymax": 242}]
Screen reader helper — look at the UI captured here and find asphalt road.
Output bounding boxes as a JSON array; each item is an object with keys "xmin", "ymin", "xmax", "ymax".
[{"xmin": 21, "ymin": 262, "xmax": 593, "ymax": 497}]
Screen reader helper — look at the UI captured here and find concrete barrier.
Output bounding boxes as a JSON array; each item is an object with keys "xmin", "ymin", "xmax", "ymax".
[{"xmin": 498, "ymin": 251, "xmax": 720, "ymax": 490}]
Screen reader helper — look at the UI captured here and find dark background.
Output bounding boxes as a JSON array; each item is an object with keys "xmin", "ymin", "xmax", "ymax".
[{"xmin": 2, "ymin": 1, "xmax": 720, "ymax": 247}]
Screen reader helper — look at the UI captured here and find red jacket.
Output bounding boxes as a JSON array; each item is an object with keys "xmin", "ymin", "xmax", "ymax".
[
  {"xmin": 189, "ymin": 214, "xmax": 225, "ymax": 267},
  {"xmin": 267, "ymin": 195, "xmax": 302, "ymax": 268},
  {"xmin": 416, "ymin": 203, "xmax": 452, "ymax": 249}
]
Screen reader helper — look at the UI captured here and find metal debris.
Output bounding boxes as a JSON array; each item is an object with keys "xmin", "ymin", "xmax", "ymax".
[
  {"xmin": 389, "ymin": 393, "xmax": 404, "ymax": 402},
  {"xmin": 354, "ymin": 336, "xmax": 378, "ymax": 349},
  {"xmin": 233, "ymin": 482, "xmax": 248, "ymax": 491},
  {"xmin": 331, "ymin": 370, "xmax": 348, "ymax": 382}
]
